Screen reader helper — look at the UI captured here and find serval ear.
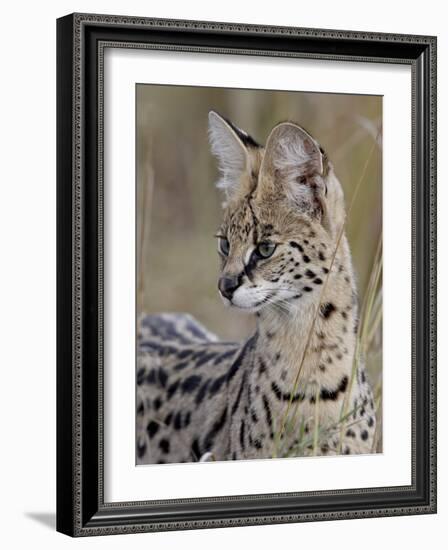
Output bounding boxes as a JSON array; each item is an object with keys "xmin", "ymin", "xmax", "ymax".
[
  {"xmin": 208, "ymin": 111, "xmax": 259, "ymax": 199},
  {"xmin": 259, "ymin": 122, "xmax": 328, "ymax": 221}
]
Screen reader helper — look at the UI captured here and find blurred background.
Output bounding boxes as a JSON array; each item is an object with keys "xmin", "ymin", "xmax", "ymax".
[{"xmin": 136, "ymin": 85, "xmax": 382, "ymax": 406}]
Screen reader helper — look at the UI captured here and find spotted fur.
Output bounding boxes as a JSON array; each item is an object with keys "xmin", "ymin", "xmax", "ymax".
[{"xmin": 137, "ymin": 112, "xmax": 377, "ymax": 464}]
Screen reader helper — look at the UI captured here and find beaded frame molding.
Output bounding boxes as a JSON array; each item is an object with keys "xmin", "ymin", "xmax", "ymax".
[{"xmin": 56, "ymin": 13, "xmax": 437, "ymax": 537}]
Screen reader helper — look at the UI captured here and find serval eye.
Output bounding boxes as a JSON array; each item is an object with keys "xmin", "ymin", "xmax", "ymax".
[
  {"xmin": 256, "ymin": 242, "xmax": 276, "ymax": 259},
  {"xmin": 218, "ymin": 237, "xmax": 230, "ymax": 256}
]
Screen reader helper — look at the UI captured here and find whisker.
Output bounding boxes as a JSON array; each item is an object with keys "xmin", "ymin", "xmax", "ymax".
[
  {"xmin": 260, "ymin": 287, "xmax": 297, "ymax": 292},
  {"xmin": 265, "ymin": 297, "xmax": 295, "ymax": 315}
]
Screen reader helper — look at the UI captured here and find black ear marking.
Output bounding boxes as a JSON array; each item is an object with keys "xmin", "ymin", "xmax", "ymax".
[
  {"xmin": 217, "ymin": 113, "xmax": 259, "ymax": 149},
  {"xmin": 210, "ymin": 110, "xmax": 259, "ymax": 149}
]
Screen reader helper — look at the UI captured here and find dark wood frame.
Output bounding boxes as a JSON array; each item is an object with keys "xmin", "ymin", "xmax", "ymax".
[{"xmin": 57, "ymin": 13, "xmax": 437, "ymax": 537}]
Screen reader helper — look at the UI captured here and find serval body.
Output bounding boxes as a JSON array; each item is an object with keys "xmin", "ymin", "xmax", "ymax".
[{"xmin": 136, "ymin": 112, "xmax": 376, "ymax": 464}]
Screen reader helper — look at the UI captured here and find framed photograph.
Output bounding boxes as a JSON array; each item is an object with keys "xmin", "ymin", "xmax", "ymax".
[{"xmin": 56, "ymin": 13, "xmax": 437, "ymax": 536}]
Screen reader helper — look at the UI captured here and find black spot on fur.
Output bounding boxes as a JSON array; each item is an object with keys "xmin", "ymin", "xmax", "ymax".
[
  {"xmin": 184, "ymin": 411, "xmax": 191, "ymax": 427},
  {"xmin": 320, "ymin": 302, "xmax": 336, "ymax": 319},
  {"xmin": 239, "ymin": 420, "xmax": 246, "ymax": 451},
  {"xmin": 203, "ymin": 407, "xmax": 228, "ymax": 451},
  {"xmin": 196, "ymin": 352, "xmax": 217, "ymax": 368},
  {"xmin": 137, "ymin": 368, "xmax": 146, "ymax": 385},
  {"xmin": 159, "ymin": 439, "xmax": 170, "ymax": 454},
  {"xmin": 361, "ymin": 430, "xmax": 369, "ymax": 441},
  {"xmin": 231, "ymin": 372, "xmax": 247, "ymax": 416},
  {"xmin": 303, "ymin": 255, "xmax": 311, "ymax": 263},
  {"xmin": 164, "ymin": 412, "xmax": 173, "ymax": 426},
  {"xmin": 209, "ymin": 373, "xmax": 227, "ymax": 396},
  {"xmin": 177, "ymin": 348, "xmax": 192, "ymax": 359},
  {"xmin": 368, "ymin": 417, "xmax": 375, "ymax": 427},
  {"xmin": 173, "ymin": 411, "xmax": 183, "ymax": 430},
  {"xmin": 167, "ymin": 380, "xmax": 180, "ymax": 400},
  {"xmin": 195, "ymin": 379, "xmax": 210, "ymax": 405},
  {"xmin": 192, "ymin": 350, "xmax": 207, "ymax": 362},
  {"xmin": 213, "ymin": 348, "xmax": 238, "ymax": 364},
  {"xmin": 346, "ymin": 429, "xmax": 356, "ymax": 438},
  {"xmin": 146, "ymin": 369, "xmax": 156, "ymax": 385},
  {"xmin": 303, "ymin": 286, "xmax": 313, "ymax": 292},
  {"xmin": 173, "ymin": 362, "xmax": 189, "ymax": 372},
  {"xmin": 271, "ymin": 381, "xmax": 282, "ymax": 400},
  {"xmin": 305, "ymin": 269, "xmax": 316, "ymax": 278},
  {"xmin": 271, "ymin": 381, "xmax": 304, "ymax": 403},
  {"xmin": 289, "ymin": 241, "xmax": 304, "ymax": 252},
  {"xmin": 181, "ymin": 375, "xmax": 202, "ymax": 394},
  {"xmin": 146, "ymin": 420, "xmax": 159, "ymax": 439},
  {"xmin": 157, "ymin": 367, "xmax": 168, "ymax": 388},
  {"xmin": 319, "ymin": 251, "xmax": 326, "ymax": 261},
  {"xmin": 294, "ymin": 274, "xmax": 302, "ymax": 280},
  {"xmin": 153, "ymin": 396, "xmax": 163, "ymax": 410},
  {"xmin": 262, "ymin": 394, "xmax": 274, "ymax": 438},
  {"xmin": 227, "ymin": 335, "xmax": 256, "ymax": 381},
  {"xmin": 314, "ymin": 278, "xmax": 323, "ymax": 285}
]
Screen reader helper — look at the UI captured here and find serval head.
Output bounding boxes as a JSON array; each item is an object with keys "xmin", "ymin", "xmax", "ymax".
[{"xmin": 208, "ymin": 111, "xmax": 350, "ymax": 317}]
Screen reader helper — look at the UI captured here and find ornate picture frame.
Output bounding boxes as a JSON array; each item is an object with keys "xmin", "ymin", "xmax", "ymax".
[{"xmin": 56, "ymin": 13, "xmax": 436, "ymax": 536}]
